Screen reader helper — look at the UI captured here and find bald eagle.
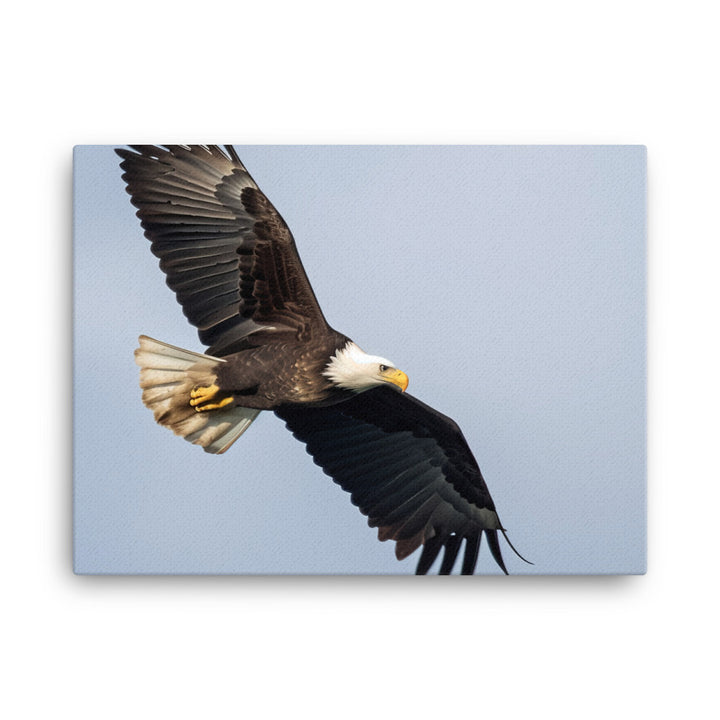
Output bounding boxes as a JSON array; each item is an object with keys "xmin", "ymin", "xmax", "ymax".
[{"xmin": 117, "ymin": 145, "xmax": 528, "ymax": 575}]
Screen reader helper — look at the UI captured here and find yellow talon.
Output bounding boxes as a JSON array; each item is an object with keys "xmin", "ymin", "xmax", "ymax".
[
  {"xmin": 190, "ymin": 384, "xmax": 218, "ymax": 405},
  {"xmin": 195, "ymin": 396, "xmax": 234, "ymax": 412},
  {"xmin": 190, "ymin": 384, "xmax": 234, "ymax": 412}
]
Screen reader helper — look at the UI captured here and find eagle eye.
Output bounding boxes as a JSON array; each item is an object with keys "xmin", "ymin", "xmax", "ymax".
[{"xmin": 379, "ymin": 364, "xmax": 389, "ymax": 373}]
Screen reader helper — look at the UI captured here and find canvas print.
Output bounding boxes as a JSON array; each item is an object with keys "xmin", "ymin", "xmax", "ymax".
[{"xmin": 73, "ymin": 145, "xmax": 646, "ymax": 575}]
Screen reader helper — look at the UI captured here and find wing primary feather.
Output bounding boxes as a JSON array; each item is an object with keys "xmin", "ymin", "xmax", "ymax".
[
  {"xmin": 461, "ymin": 534, "xmax": 481, "ymax": 575},
  {"xmin": 224, "ymin": 145, "xmax": 241, "ymax": 163},
  {"xmin": 485, "ymin": 531, "xmax": 509, "ymax": 575},
  {"xmin": 438, "ymin": 535, "xmax": 463, "ymax": 575},
  {"xmin": 390, "ymin": 493, "xmax": 443, "ymax": 541},
  {"xmin": 500, "ymin": 530, "xmax": 534, "ymax": 565}
]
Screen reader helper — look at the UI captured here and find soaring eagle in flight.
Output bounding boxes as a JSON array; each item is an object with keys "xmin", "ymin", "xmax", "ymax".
[{"xmin": 117, "ymin": 145, "xmax": 527, "ymax": 575}]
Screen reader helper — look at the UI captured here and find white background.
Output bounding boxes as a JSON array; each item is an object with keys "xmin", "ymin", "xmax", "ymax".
[{"xmin": 3, "ymin": 1, "xmax": 717, "ymax": 718}]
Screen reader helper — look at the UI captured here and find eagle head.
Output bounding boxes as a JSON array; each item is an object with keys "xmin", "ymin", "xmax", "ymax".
[{"xmin": 323, "ymin": 341, "xmax": 409, "ymax": 393}]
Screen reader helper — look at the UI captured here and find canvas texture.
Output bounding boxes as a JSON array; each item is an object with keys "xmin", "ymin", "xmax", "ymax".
[{"xmin": 73, "ymin": 145, "xmax": 646, "ymax": 575}]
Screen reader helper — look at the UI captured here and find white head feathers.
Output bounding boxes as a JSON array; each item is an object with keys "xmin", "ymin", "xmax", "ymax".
[{"xmin": 323, "ymin": 342, "xmax": 398, "ymax": 392}]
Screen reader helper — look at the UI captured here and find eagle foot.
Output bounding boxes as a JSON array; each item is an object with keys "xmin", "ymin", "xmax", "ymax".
[{"xmin": 190, "ymin": 384, "xmax": 234, "ymax": 412}]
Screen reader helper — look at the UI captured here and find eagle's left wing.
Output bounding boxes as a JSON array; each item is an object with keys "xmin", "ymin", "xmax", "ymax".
[{"xmin": 116, "ymin": 145, "xmax": 331, "ymax": 355}]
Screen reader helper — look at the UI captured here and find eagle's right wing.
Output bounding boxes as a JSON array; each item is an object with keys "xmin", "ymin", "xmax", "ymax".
[{"xmin": 277, "ymin": 386, "xmax": 530, "ymax": 575}]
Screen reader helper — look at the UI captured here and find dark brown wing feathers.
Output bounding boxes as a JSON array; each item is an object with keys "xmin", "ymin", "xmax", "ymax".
[
  {"xmin": 116, "ymin": 144, "xmax": 328, "ymax": 355},
  {"xmin": 276, "ymin": 386, "xmax": 518, "ymax": 575}
]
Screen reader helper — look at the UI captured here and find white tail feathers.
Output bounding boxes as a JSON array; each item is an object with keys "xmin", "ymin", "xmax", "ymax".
[{"xmin": 134, "ymin": 335, "xmax": 260, "ymax": 454}]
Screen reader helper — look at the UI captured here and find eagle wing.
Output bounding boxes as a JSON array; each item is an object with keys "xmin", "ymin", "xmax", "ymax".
[
  {"xmin": 276, "ymin": 386, "xmax": 525, "ymax": 575},
  {"xmin": 116, "ymin": 145, "xmax": 329, "ymax": 355}
]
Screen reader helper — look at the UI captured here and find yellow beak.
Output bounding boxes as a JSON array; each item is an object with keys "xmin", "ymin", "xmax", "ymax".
[{"xmin": 384, "ymin": 368, "xmax": 409, "ymax": 392}]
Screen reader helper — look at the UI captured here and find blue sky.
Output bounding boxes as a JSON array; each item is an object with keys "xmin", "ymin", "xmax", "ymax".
[{"xmin": 73, "ymin": 145, "xmax": 646, "ymax": 574}]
